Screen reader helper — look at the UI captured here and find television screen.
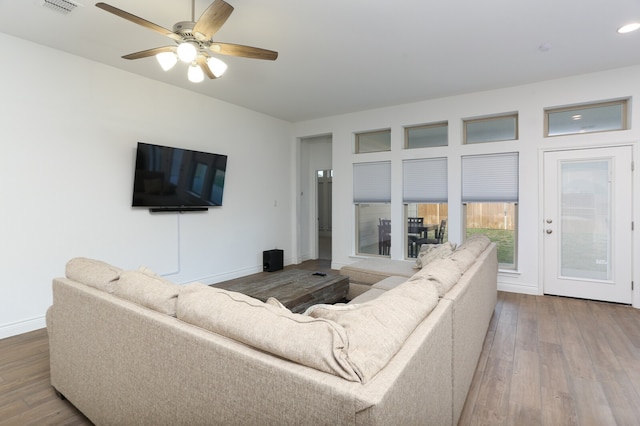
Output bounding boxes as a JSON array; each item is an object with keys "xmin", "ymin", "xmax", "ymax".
[{"xmin": 132, "ymin": 142, "xmax": 227, "ymax": 209}]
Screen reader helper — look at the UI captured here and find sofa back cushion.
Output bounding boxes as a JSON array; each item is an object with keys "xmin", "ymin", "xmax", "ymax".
[
  {"xmin": 113, "ymin": 269, "xmax": 180, "ymax": 316},
  {"xmin": 65, "ymin": 257, "xmax": 122, "ymax": 293},
  {"xmin": 409, "ymin": 257, "xmax": 464, "ymax": 297},
  {"xmin": 408, "ymin": 235, "xmax": 491, "ymax": 297},
  {"xmin": 305, "ymin": 277, "xmax": 439, "ymax": 383},
  {"xmin": 176, "ymin": 284, "xmax": 361, "ymax": 383},
  {"xmin": 414, "ymin": 241, "xmax": 456, "ymax": 269},
  {"xmin": 456, "ymin": 234, "xmax": 491, "ymax": 257}
]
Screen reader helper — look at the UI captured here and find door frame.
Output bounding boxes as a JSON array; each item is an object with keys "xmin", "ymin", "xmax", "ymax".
[{"xmin": 539, "ymin": 143, "xmax": 637, "ymax": 308}]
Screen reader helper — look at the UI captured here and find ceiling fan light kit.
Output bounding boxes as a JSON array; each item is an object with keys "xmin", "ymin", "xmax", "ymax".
[
  {"xmin": 177, "ymin": 42, "xmax": 198, "ymax": 63},
  {"xmin": 95, "ymin": 0, "xmax": 277, "ymax": 84},
  {"xmin": 156, "ymin": 51, "xmax": 178, "ymax": 71},
  {"xmin": 188, "ymin": 63, "xmax": 205, "ymax": 83},
  {"xmin": 207, "ymin": 56, "xmax": 228, "ymax": 78}
]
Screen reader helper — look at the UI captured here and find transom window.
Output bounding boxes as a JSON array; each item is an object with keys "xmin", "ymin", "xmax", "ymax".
[
  {"xmin": 464, "ymin": 113, "xmax": 518, "ymax": 144},
  {"xmin": 355, "ymin": 129, "xmax": 391, "ymax": 153},
  {"xmin": 545, "ymin": 99, "xmax": 628, "ymax": 137},
  {"xmin": 404, "ymin": 122, "xmax": 448, "ymax": 148}
]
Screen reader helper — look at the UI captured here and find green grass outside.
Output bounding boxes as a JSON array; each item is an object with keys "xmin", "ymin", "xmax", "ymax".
[{"xmin": 467, "ymin": 228, "xmax": 515, "ymax": 265}]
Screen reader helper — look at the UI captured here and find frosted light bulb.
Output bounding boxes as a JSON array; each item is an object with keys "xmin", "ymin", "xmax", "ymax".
[
  {"xmin": 177, "ymin": 42, "xmax": 198, "ymax": 63},
  {"xmin": 188, "ymin": 64, "xmax": 204, "ymax": 83},
  {"xmin": 156, "ymin": 52, "xmax": 177, "ymax": 71},
  {"xmin": 207, "ymin": 57, "xmax": 228, "ymax": 78}
]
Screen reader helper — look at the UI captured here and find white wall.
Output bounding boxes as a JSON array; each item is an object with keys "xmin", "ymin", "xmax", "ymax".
[
  {"xmin": 4, "ymin": 33, "xmax": 640, "ymax": 340},
  {"xmin": 292, "ymin": 65, "xmax": 640, "ymax": 308},
  {"xmin": 0, "ymin": 33, "xmax": 292, "ymax": 338}
]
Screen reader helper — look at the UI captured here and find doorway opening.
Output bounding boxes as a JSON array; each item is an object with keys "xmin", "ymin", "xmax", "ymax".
[
  {"xmin": 317, "ymin": 169, "xmax": 332, "ymax": 260},
  {"xmin": 299, "ymin": 134, "xmax": 332, "ymax": 263}
]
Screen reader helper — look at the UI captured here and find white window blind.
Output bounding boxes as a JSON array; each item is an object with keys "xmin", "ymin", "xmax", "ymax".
[
  {"xmin": 353, "ymin": 161, "xmax": 391, "ymax": 203},
  {"xmin": 462, "ymin": 153, "xmax": 519, "ymax": 202},
  {"xmin": 403, "ymin": 158, "xmax": 448, "ymax": 203}
]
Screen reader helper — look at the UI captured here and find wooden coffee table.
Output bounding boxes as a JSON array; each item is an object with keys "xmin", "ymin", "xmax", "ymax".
[{"xmin": 211, "ymin": 269, "xmax": 349, "ymax": 313}]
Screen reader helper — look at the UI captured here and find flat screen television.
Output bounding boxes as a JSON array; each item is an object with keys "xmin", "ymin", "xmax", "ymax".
[{"xmin": 132, "ymin": 142, "xmax": 227, "ymax": 210}]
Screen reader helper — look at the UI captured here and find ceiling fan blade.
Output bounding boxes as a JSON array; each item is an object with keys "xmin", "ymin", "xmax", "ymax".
[
  {"xmin": 95, "ymin": 2, "xmax": 182, "ymax": 42},
  {"xmin": 209, "ymin": 43, "xmax": 278, "ymax": 61},
  {"xmin": 197, "ymin": 55, "xmax": 217, "ymax": 79},
  {"xmin": 193, "ymin": 0, "xmax": 234, "ymax": 41},
  {"xmin": 122, "ymin": 46, "xmax": 176, "ymax": 60}
]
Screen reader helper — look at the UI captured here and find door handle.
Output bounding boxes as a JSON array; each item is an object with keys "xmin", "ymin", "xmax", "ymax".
[{"xmin": 546, "ymin": 229, "xmax": 553, "ymax": 234}]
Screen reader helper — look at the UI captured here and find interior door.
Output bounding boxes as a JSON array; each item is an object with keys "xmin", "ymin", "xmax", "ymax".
[{"xmin": 543, "ymin": 146, "xmax": 633, "ymax": 304}]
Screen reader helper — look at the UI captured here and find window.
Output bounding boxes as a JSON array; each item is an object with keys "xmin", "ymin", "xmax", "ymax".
[
  {"xmin": 545, "ymin": 99, "xmax": 628, "ymax": 137},
  {"xmin": 354, "ymin": 162, "xmax": 391, "ymax": 256},
  {"xmin": 403, "ymin": 158, "xmax": 448, "ymax": 258},
  {"xmin": 209, "ymin": 169, "xmax": 225, "ymax": 205},
  {"xmin": 169, "ymin": 149, "xmax": 183, "ymax": 185},
  {"xmin": 405, "ymin": 122, "xmax": 448, "ymax": 148},
  {"xmin": 355, "ymin": 129, "xmax": 391, "ymax": 153},
  {"xmin": 462, "ymin": 153, "xmax": 519, "ymax": 269},
  {"xmin": 464, "ymin": 113, "xmax": 518, "ymax": 144},
  {"xmin": 191, "ymin": 163, "xmax": 208, "ymax": 195}
]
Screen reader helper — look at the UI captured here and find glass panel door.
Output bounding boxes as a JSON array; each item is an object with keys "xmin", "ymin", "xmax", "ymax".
[
  {"xmin": 543, "ymin": 146, "xmax": 632, "ymax": 304},
  {"xmin": 560, "ymin": 160, "xmax": 611, "ymax": 281}
]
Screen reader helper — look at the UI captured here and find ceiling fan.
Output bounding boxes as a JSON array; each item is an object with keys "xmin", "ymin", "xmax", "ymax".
[{"xmin": 95, "ymin": 0, "xmax": 278, "ymax": 82}]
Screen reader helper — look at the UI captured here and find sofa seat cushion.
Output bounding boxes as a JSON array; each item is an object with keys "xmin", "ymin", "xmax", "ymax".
[
  {"xmin": 347, "ymin": 276, "xmax": 407, "ymax": 304},
  {"xmin": 113, "ymin": 268, "xmax": 180, "ymax": 316},
  {"xmin": 372, "ymin": 275, "xmax": 407, "ymax": 291},
  {"xmin": 65, "ymin": 257, "xmax": 122, "ymax": 293},
  {"xmin": 305, "ymin": 277, "xmax": 439, "ymax": 383},
  {"xmin": 176, "ymin": 283, "xmax": 361, "ymax": 383},
  {"xmin": 340, "ymin": 258, "xmax": 415, "ymax": 285},
  {"xmin": 347, "ymin": 288, "xmax": 387, "ymax": 304}
]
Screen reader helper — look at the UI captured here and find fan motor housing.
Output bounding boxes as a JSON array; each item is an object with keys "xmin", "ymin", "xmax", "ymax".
[{"xmin": 174, "ymin": 21, "xmax": 196, "ymax": 36}]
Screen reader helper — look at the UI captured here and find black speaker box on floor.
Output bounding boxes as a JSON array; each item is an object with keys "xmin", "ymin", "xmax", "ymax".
[{"xmin": 263, "ymin": 249, "xmax": 283, "ymax": 272}]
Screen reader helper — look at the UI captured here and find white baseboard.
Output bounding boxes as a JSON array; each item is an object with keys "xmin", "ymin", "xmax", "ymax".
[
  {"xmin": 0, "ymin": 316, "xmax": 46, "ymax": 339},
  {"xmin": 188, "ymin": 265, "xmax": 263, "ymax": 285},
  {"xmin": 330, "ymin": 261, "xmax": 350, "ymax": 270},
  {"xmin": 497, "ymin": 282, "xmax": 541, "ymax": 295}
]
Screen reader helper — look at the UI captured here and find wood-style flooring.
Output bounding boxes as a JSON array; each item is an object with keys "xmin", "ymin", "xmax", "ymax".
[{"xmin": 1, "ymin": 260, "xmax": 639, "ymax": 425}]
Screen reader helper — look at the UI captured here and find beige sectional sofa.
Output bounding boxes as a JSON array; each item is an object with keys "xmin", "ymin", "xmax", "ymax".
[
  {"xmin": 340, "ymin": 237, "xmax": 498, "ymax": 424},
  {"xmin": 46, "ymin": 236, "xmax": 496, "ymax": 425}
]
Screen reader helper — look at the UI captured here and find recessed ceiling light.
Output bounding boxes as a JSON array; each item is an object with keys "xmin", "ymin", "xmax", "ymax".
[
  {"xmin": 572, "ymin": 115, "xmax": 582, "ymax": 120},
  {"xmin": 618, "ymin": 23, "xmax": 640, "ymax": 34}
]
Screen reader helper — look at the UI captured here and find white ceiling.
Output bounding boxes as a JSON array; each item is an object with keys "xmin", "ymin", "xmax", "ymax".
[{"xmin": 1, "ymin": 0, "xmax": 640, "ymax": 122}]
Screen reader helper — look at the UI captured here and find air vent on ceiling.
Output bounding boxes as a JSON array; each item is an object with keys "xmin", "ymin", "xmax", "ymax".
[{"xmin": 41, "ymin": 0, "xmax": 81, "ymax": 15}]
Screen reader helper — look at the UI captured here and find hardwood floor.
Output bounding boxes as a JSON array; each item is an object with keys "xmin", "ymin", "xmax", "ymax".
[
  {"xmin": 0, "ymin": 328, "xmax": 90, "ymax": 425},
  {"xmin": 458, "ymin": 292, "xmax": 640, "ymax": 426},
  {"xmin": 2, "ymin": 262, "xmax": 639, "ymax": 425}
]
